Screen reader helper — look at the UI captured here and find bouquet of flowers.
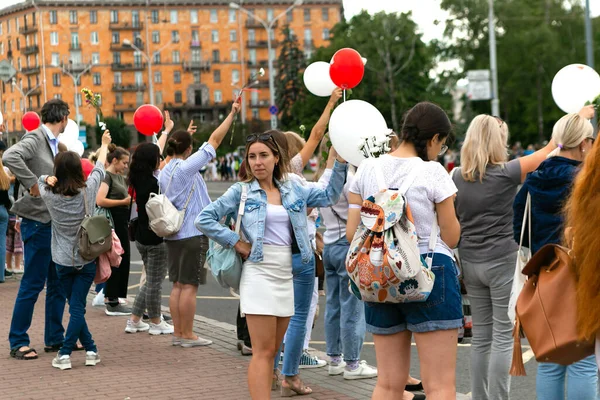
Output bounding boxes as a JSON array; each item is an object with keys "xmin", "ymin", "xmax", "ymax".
[
  {"xmin": 358, "ymin": 130, "xmax": 394, "ymax": 159},
  {"xmin": 81, "ymin": 87, "xmax": 106, "ymax": 131}
]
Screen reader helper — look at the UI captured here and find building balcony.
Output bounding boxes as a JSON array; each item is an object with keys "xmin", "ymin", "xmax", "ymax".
[
  {"xmin": 25, "ymin": 86, "xmax": 42, "ymax": 96},
  {"xmin": 61, "ymin": 62, "xmax": 91, "ymax": 73},
  {"xmin": 190, "ymin": 40, "xmax": 201, "ymax": 48},
  {"xmin": 248, "ymin": 78, "xmax": 269, "ymax": 88},
  {"xmin": 110, "ymin": 21, "xmax": 144, "ymax": 30},
  {"xmin": 21, "ymin": 66, "xmax": 40, "ymax": 75},
  {"xmin": 70, "ymin": 43, "xmax": 82, "ymax": 51},
  {"xmin": 247, "ymin": 40, "xmax": 279, "ymax": 48},
  {"xmin": 249, "ymin": 100, "xmax": 270, "ymax": 108},
  {"xmin": 246, "ymin": 19, "xmax": 277, "ymax": 29},
  {"xmin": 22, "ymin": 45, "xmax": 39, "ymax": 55},
  {"xmin": 113, "ymin": 103, "xmax": 138, "ymax": 112},
  {"xmin": 112, "ymin": 83, "xmax": 147, "ymax": 92},
  {"xmin": 111, "ymin": 62, "xmax": 146, "ymax": 71},
  {"xmin": 19, "ymin": 25, "xmax": 38, "ymax": 35},
  {"xmin": 182, "ymin": 61, "xmax": 211, "ymax": 72},
  {"xmin": 110, "ymin": 42, "xmax": 144, "ymax": 51}
]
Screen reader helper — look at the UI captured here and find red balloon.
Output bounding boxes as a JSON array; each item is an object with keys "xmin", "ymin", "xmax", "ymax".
[
  {"xmin": 22, "ymin": 111, "xmax": 41, "ymax": 131},
  {"xmin": 329, "ymin": 48, "xmax": 365, "ymax": 90},
  {"xmin": 133, "ymin": 104, "xmax": 164, "ymax": 136},
  {"xmin": 81, "ymin": 159, "xmax": 94, "ymax": 180}
]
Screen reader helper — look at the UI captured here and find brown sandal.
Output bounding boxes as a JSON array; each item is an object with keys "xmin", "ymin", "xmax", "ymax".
[
  {"xmin": 271, "ymin": 372, "xmax": 280, "ymax": 391},
  {"xmin": 281, "ymin": 377, "xmax": 312, "ymax": 397}
]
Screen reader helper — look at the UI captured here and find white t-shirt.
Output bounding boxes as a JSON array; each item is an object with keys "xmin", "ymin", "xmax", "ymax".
[
  {"xmin": 349, "ymin": 155, "xmax": 457, "ymax": 257},
  {"xmin": 263, "ymin": 204, "xmax": 292, "ymax": 246}
]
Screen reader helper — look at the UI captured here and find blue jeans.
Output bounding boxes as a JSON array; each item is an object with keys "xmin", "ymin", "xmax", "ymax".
[
  {"xmin": 0, "ymin": 205, "xmax": 9, "ymax": 283},
  {"xmin": 9, "ymin": 218, "xmax": 65, "ymax": 350},
  {"xmin": 56, "ymin": 263, "xmax": 97, "ymax": 356},
  {"xmin": 274, "ymin": 253, "xmax": 315, "ymax": 376},
  {"xmin": 536, "ymin": 356, "xmax": 599, "ymax": 400},
  {"xmin": 324, "ymin": 237, "xmax": 365, "ymax": 362}
]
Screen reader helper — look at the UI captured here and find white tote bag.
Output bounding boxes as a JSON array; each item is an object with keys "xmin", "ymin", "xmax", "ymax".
[{"xmin": 508, "ymin": 193, "xmax": 531, "ymax": 324}]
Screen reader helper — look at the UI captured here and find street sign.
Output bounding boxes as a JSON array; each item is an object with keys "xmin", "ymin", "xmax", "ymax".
[
  {"xmin": 467, "ymin": 80, "xmax": 492, "ymax": 101},
  {"xmin": 467, "ymin": 69, "xmax": 490, "ymax": 81},
  {"xmin": 0, "ymin": 60, "xmax": 17, "ymax": 83},
  {"xmin": 270, "ymin": 115, "xmax": 277, "ymax": 129},
  {"xmin": 269, "ymin": 105, "xmax": 278, "ymax": 115}
]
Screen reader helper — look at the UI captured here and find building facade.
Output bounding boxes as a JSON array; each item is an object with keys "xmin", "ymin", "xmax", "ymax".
[{"xmin": 0, "ymin": 0, "xmax": 342, "ymax": 141}]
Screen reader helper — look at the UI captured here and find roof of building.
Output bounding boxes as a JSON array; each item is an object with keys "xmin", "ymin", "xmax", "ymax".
[{"xmin": 0, "ymin": 0, "xmax": 343, "ymax": 17}]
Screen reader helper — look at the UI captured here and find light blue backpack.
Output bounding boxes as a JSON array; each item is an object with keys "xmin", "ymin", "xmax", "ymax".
[{"xmin": 206, "ymin": 184, "xmax": 248, "ymax": 290}]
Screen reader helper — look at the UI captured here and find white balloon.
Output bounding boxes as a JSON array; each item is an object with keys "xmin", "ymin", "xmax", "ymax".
[
  {"xmin": 0, "ymin": 111, "xmax": 3, "ymax": 125},
  {"xmin": 69, "ymin": 140, "xmax": 85, "ymax": 156},
  {"xmin": 303, "ymin": 61, "xmax": 338, "ymax": 97},
  {"xmin": 329, "ymin": 100, "xmax": 390, "ymax": 167},
  {"xmin": 60, "ymin": 119, "xmax": 80, "ymax": 147},
  {"xmin": 551, "ymin": 64, "xmax": 600, "ymax": 113}
]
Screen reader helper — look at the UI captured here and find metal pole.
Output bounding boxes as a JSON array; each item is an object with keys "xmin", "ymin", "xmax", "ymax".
[
  {"xmin": 584, "ymin": 0, "xmax": 597, "ymax": 134},
  {"xmin": 237, "ymin": 4, "xmax": 247, "ymax": 124},
  {"xmin": 62, "ymin": 64, "xmax": 92, "ymax": 127},
  {"xmin": 488, "ymin": 0, "xmax": 500, "ymax": 116},
  {"xmin": 266, "ymin": 28, "xmax": 276, "ymax": 129}
]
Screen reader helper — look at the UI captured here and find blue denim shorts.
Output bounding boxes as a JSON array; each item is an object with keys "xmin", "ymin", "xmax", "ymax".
[{"xmin": 364, "ymin": 253, "xmax": 464, "ymax": 334}]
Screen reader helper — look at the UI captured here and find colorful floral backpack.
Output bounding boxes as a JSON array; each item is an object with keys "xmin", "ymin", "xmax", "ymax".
[{"xmin": 346, "ymin": 156, "xmax": 437, "ymax": 303}]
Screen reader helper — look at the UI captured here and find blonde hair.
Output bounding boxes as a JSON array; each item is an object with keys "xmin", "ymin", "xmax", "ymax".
[
  {"xmin": 460, "ymin": 114, "xmax": 509, "ymax": 182},
  {"xmin": 284, "ymin": 131, "xmax": 306, "ymax": 159},
  {"xmin": 313, "ymin": 134, "xmax": 330, "ymax": 182},
  {"xmin": 547, "ymin": 113, "xmax": 593, "ymax": 158},
  {"xmin": 0, "ymin": 159, "xmax": 10, "ymax": 191}
]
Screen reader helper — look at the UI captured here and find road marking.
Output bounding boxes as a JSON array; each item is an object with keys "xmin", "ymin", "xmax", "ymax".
[{"xmin": 128, "ymin": 283, "xmax": 141, "ymax": 290}]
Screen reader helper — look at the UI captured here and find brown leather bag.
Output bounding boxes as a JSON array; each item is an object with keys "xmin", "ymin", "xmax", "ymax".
[{"xmin": 510, "ymin": 244, "xmax": 595, "ymax": 376}]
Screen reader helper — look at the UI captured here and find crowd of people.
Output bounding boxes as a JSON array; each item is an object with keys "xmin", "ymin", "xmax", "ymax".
[{"xmin": 1, "ymin": 92, "xmax": 599, "ymax": 400}]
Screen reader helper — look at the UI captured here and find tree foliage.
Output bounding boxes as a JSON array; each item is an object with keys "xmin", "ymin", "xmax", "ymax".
[
  {"xmin": 95, "ymin": 117, "xmax": 131, "ymax": 149},
  {"xmin": 276, "ymin": 26, "xmax": 307, "ymax": 131}
]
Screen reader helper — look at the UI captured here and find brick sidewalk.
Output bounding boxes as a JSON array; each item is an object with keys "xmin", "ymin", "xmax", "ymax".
[{"xmin": 0, "ymin": 278, "xmax": 377, "ymax": 400}]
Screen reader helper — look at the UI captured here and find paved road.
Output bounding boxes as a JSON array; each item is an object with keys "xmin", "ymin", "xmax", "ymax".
[{"xmin": 127, "ymin": 179, "xmax": 539, "ymax": 398}]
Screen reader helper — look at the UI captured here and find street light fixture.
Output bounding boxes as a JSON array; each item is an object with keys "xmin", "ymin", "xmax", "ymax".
[
  {"xmin": 11, "ymin": 77, "xmax": 42, "ymax": 143},
  {"xmin": 229, "ymin": 0, "xmax": 304, "ymax": 129}
]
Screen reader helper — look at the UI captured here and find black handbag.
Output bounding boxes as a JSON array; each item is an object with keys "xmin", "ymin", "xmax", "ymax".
[{"xmin": 127, "ymin": 189, "xmax": 138, "ymax": 242}]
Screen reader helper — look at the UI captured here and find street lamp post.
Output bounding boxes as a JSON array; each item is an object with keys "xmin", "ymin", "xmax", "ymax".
[
  {"xmin": 11, "ymin": 79, "xmax": 42, "ymax": 144},
  {"xmin": 61, "ymin": 63, "xmax": 93, "ymax": 127},
  {"xmin": 230, "ymin": 0, "xmax": 303, "ymax": 130},
  {"xmin": 488, "ymin": 0, "xmax": 500, "ymax": 117}
]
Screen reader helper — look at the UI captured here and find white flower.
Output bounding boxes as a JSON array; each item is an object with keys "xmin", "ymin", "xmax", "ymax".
[
  {"xmin": 99, "ymin": 122, "xmax": 107, "ymax": 130},
  {"xmin": 259, "ymin": 68, "xmax": 265, "ymax": 77}
]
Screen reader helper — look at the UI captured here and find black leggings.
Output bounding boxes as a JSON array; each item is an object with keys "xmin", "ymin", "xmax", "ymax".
[{"xmin": 104, "ymin": 207, "xmax": 131, "ymax": 305}]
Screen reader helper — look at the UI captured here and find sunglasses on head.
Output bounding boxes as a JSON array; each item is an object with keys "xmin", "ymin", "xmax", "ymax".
[{"xmin": 246, "ymin": 133, "xmax": 274, "ymax": 143}]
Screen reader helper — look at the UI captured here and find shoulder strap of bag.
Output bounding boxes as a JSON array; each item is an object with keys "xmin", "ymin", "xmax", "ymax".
[
  {"xmin": 234, "ymin": 184, "xmax": 248, "ymax": 235},
  {"xmin": 164, "ymin": 162, "xmax": 180, "ymax": 194},
  {"xmin": 127, "ymin": 188, "xmax": 134, "ymax": 223},
  {"xmin": 518, "ymin": 193, "xmax": 531, "ymax": 251},
  {"xmin": 182, "ymin": 180, "xmax": 196, "ymax": 211}
]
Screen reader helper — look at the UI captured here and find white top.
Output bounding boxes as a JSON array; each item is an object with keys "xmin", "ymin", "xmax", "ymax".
[
  {"xmin": 349, "ymin": 155, "xmax": 457, "ymax": 257},
  {"xmin": 318, "ymin": 169, "xmax": 353, "ymax": 245},
  {"xmin": 263, "ymin": 204, "xmax": 292, "ymax": 246}
]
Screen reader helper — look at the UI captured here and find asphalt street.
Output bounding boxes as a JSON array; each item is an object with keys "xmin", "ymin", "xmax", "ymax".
[{"xmin": 126, "ymin": 179, "xmax": 539, "ymax": 399}]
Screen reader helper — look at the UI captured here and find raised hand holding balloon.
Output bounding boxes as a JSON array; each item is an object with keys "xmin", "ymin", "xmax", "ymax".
[
  {"xmin": 329, "ymin": 48, "xmax": 366, "ymax": 101},
  {"xmin": 551, "ymin": 64, "xmax": 600, "ymax": 114}
]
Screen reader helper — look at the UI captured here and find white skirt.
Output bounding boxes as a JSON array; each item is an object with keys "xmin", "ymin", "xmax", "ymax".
[{"xmin": 240, "ymin": 244, "xmax": 293, "ymax": 317}]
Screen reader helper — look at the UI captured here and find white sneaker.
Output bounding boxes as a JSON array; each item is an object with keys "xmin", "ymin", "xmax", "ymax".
[
  {"xmin": 298, "ymin": 350, "xmax": 327, "ymax": 369},
  {"xmin": 180, "ymin": 337, "xmax": 213, "ymax": 347},
  {"xmin": 343, "ymin": 360, "xmax": 378, "ymax": 380},
  {"xmin": 149, "ymin": 319, "xmax": 174, "ymax": 335},
  {"xmin": 92, "ymin": 290, "xmax": 105, "ymax": 307},
  {"xmin": 125, "ymin": 319, "xmax": 150, "ymax": 333},
  {"xmin": 118, "ymin": 298, "xmax": 127, "ymax": 305},
  {"xmin": 328, "ymin": 360, "xmax": 347, "ymax": 376},
  {"xmin": 85, "ymin": 351, "xmax": 101, "ymax": 366},
  {"xmin": 52, "ymin": 354, "xmax": 71, "ymax": 370}
]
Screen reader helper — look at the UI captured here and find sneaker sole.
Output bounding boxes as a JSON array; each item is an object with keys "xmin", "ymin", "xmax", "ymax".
[
  {"xmin": 85, "ymin": 358, "xmax": 101, "ymax": 366},
  {"xmin": 328, "ymin": 368, "xmax": 345, "ymax": 376},
  {"xmin": 299, "ymin": 362, "xmax": 327, "ymax": 369},
  {"xmin": 106, "ymin": 310, "xmax": 132, "ymax": 316},
  {"xmin": 343, "ymin": 373, "xmax": 378, "ymax": 380},
  {"xmin": 180, "ymin": 340, "xmax": 213, "ymax": 348},
  {"xmin": 125, "ymin": 327, "xmax": 149, "ymax": 333},
  {"xmin": 52, "ymin": 362, "xmax": 71, "ymax": 370},
  {"xmin": 149, "ymin": 329, "xmax": 174, "ymax": 335}
]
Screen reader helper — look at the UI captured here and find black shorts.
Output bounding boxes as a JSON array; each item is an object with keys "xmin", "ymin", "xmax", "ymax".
[{"xmin": 166, "ymin": 236, "xmax": 209, "ymax": 285}]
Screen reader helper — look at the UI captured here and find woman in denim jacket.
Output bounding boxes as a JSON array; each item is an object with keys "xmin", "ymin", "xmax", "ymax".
[{"xmin": 196, "ymin": 132, "xmax": 347, "ymax": 399}]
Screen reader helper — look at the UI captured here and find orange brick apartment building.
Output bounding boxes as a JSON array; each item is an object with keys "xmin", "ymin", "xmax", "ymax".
[{"xmin": 0, "ymin": 0, "xmax": 342, "ymax": 142}]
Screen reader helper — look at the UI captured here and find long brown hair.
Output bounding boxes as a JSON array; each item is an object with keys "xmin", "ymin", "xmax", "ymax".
[
  {"xmin": 564, "ymin": 138, "xmax": 600, "ymax": 340},
  {"xmin": 0, "ymin": 159, "xmax": 10, "ymax": 191},
  {"xmin": 244, "ymin": 130, "xmax": 290, "ymax": 183},
  {"xmin": 50, "ymin": 151, "xmax": 86, "ymax": 196}
]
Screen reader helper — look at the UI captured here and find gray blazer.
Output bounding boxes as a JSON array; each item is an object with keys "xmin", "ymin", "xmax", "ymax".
[{"xmin": 3, "ymin": 127, "xmax": 55, "ymax": 223}]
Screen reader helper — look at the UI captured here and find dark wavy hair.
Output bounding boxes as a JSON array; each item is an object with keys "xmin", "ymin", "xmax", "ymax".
[
  {"xmin": 107, "ymin": 143, "xmax": 130, "ymax": 164},
  {"xmin": 50, "ymin": 151, "xmax": 86, "ymax": 196},
  {"xmin": 398, "ymin": 102, "xmax": 452, "ymax": 161},
  {"xmin": 127, "ymin": 143, "xmax": 160, "ymax": 187},
  {"xmin": 41, "ymin": 99, "xmax": 70, "ymax": 124},
  {"xmin": 166, "ymin": 130, "xmax": 192, "ymax": 156}
]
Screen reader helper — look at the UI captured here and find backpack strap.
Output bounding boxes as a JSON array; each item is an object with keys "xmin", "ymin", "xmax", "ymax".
[
  {"xmin": 234, "ymin": 184, "xmax": 247, "ymax": 235},
  {"xmin": 518, "ymin": 192, "xmax": 531, "ymax": 252}
]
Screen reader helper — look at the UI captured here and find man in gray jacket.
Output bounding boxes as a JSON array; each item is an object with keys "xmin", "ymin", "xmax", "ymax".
[{"xmin": 4, "ymin": 99, "xmax": 69, "ymax": 360}]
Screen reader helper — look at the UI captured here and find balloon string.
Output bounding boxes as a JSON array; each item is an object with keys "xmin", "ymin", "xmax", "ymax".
[{"xmin": 343, "ymin": 89, "xmax": 346, "ymax": 102}]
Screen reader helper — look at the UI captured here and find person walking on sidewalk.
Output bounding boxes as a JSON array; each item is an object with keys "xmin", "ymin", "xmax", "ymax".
[
  {"xmin": 39, "ymin": 130, "xmax": 112, "ymax": 370},
  {"xmin": 196, "ymin": 132, "xmax": 347, "ymax": 399},
  {"xmin": 96, "ymin": 145, "xmax": 132, "ymax": 316},
  {"xmin": 160, "ymin": 102, "xmax": 240, "ymax": 348},
  {"xmin": 0, "ymin": 159, "xmax": 11, "ymax": 283},
  {"xmin": 4, "ymin": 99, "xmax": 69, "ymax": 360},
  {"xmin": 124, "ymin": 143, "xmax": 173, "ymax": 336}
]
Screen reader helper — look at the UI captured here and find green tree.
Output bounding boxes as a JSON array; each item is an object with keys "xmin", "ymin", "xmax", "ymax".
[
  {"xmin": 276, "ymin": 26, "xmax": 307, "ymax": 131},
  {"xmin": 95, "ymin": 117, "xmax": 131, "ymax": 148}
]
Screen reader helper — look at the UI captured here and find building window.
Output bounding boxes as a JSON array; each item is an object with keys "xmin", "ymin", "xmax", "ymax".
[
  {"xmin": 170, "ymin": 10, "xmax": 178, "ymax": 24},
  {"xmin": 230, "ymin": 49, "xmax": 238, "ymax": 62},
  {"xmin": 71, "ymin": 32, "xmax": 79, "ymax": 49},
  {"xmin": 212, "ymin": 50, "xmax": 220, "ymax": 63},
  {"xmin": 134, "ymin": 52, "xmax": 142, "ymax": 65},
  {"xmin": 115, "ymin": 93, "xmax": 123, "ymax": 105},
  {"xmin": 173, "ymin": 70, "xmax": 181, "ymax": 83},
  {"xmin": 54, "ymin": 94, "xmax": 62, "ymax": 100},
  {"xmin": 252, "ymin": 109, "xmax": 259, "ymax": 119},
  {"xmin": 135, "ymin": 71, "xmax": 143, "ymax": 85},
  {"xmin": 322, "ymin": 28, "xmax": 330, "ymax": 40},
  {"xmin": 153, "ymin": 53, "xmax": 161, "ymax": 64},
  {"xmin": 172, "ymin": 50, "xmax": 180, "ymax": 63},
  {"xmin": 136, "ymin": 92, "xmax": 144, "ymax": 106},
  {"xmin": 154, "ymin": 71, "xmax": 162, "ymax": 83},
  {"xmin": 114, "ymin": 72, "xmax": 122, "ymax": 84},
  {"xmin": 211, "ymin": 30, "xmax": 219, "ymax": 43},
  {"xmin": 190, "ymin": 10, "xmax": 198, "ymax": 24},
  {"xmin": 322, "ymin": 8, "xmax": 329, "ymax": 21},
  {"xmin": 93, "ymin": 72, "xmax": 101, "ymax": 85},
  {"xmin": 191, "ymin": 49, "xmax": 201, "ymax": 62},
  {"xmin": 69, "ymin": 10, "xmax": 77, "ymax": 24},
  {"xmin": 213, "ymin": 69, "xmax": 221, "ymax": 83},
  {"xmin": 17, "ymin": 58, "xmax": 21, "ymax": 70},
  {"xmin": 304, "ymin": 28, "xmax": 312, "ymax": 44},
  {"xmin": 155, "ymin": 91, "xmax": 162, "ymax": 106},
  {"xmin": 0, "ymin": 22, "xmax": 2, "ymax": 35},
  {"xmin": 91, "ymin": 32, "xmax": 99, "ymax": 45},
  {"xmin": 210, "ymin": 9, "xmax": 218, "ymax": 23},
  {"xmin": 286, "ymin": 9, "xmax": 293, "ymax": 22},
  {"xmin": 132, "ymin": 11, "xmax": 140, "ymax": 27},
  {"xmin": 0, "ymin": 42, "xmax": 3, "ymax": 55},
  {"xmin": 232, "ymin": 70, "xmax": 240, "ymax": 84},
  {"xmin": 113, "ymin": 52, "xmax": 121, "ymax": 64},
  {"xmin": 6, "ymin": 20, "xmax": 9, "ymax": 33},
  {"xmin": 49, "ymin": 10, "xmax": 57, "ymax": 24},
  {"xmin": 92, "ymin": 53, "xmax": 99, "ymax": 64},
  {"xmin": 110, "ymin": 10, "xmax": 119, "ymax": 24},
  {"xmin": 50, "ymin": 32, "xmax": 58, "ymax": 46},
  {"xmin": 267, "ymin": 8, "xmax": 274, "ymax": 21},
  {"xmin": 52, "ymin": 73, "xmax": 60, "ymax": 86},
  {"xmin": 214, "ymin": 90, "xmax": 222, "ymax": 103},
  {"xmin": 248, "ymin": 49, "xmax": 256, "ymax": 64},
  {"xmin": 16, "ymin": 38, "xmax": 20, "ymax": 50},
  {"xmin": 171, "ymin": 30, "xmax": 179, "ymax": 43},
  {"xmin": 152, "ymin": 31, "xmax": 160, "ymax": 44},
  {"xmin": 112, "ymin": 32, "xmax": 120, "ymax": 44},
  {"xmin": 304, "ymin": 8, "xmax": 310, "ymax": 22},
  {"xmin": 174, "ymin": 91, "xmax": 182, "ymax": 103},
  {"xmin": 193, "ymin": 71, "xmax": 200, "ymax": 83},
  {"xmin": 230, "ymin": 30, "xmax": 237, "ymax": 42},
  {"xmin": 229, "ymin": 9, "xmax": 236, "ymax": 23},
  {"xmin": 151, "ymin": 10, "xmax": 159, "ymax": 24},
  {"xmin": 51, "ymin": 52, "xmax": 59, "ymax": 66},
  {"xmin": 89, "ymin": 10, "xmax": 97, "ymax": 24}
]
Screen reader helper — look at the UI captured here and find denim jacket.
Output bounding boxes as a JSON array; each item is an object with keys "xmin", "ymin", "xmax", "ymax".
[{"xmin": 195, "ymin": 161, "xmax": 347, "ymax": 263}]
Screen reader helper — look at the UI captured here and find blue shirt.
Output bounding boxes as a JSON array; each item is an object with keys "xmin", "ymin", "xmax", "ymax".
[
  {"xmin": 41, "ymin": 124, "xmax": 59, "ymax": 157},
  {"xmin": 158, "ymin": 142, "xmax": 216, "ymax": 241}
]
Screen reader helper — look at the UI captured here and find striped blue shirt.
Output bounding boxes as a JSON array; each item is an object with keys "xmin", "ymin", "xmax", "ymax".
[{"xmin": 158, "ymin": 142, "xmax": 216, "ymax": 241}]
